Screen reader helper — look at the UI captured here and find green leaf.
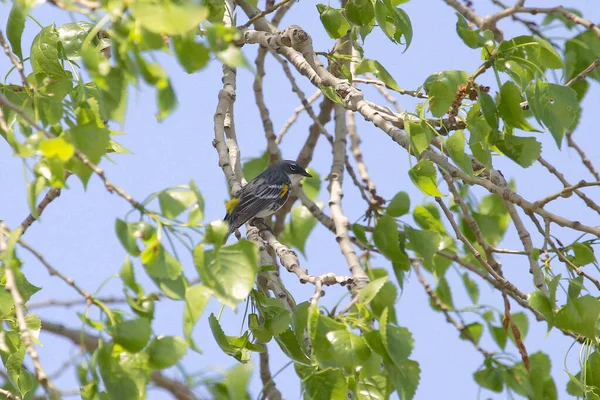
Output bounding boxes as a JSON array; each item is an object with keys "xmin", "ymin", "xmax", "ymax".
[
  {"xmin": 158, "ymin": 190, "xmax": 195, "ymax": 220},
  {"xmin": 293, "ymin": 301, "xmax": 310, "ymax": 348},
  {"xmin": 435, "ymin": 277, "xmax": 454, "ymax": 309},
  {"xmin": 115, "ymin": 219, "xmax": 141, "ymax": 256},
  {"xmin": 471, "ymin": 194, "xmax": 510, "ymax": 246},
  {"xmin": 404, "ymin": 119, "xmax": 434, "ymax": 155},
  {"xmin": 356, "ymin": 59, "xmax": 401, "ymax": 92},
  {"xmin": 462, "ymin": 273, "xmax": 479, "ymax": 303},
  {"xmin": 446, "ymin": 130, "xmax": 474, "ymax": 176},
  {"xmin": 526, "ymin": 81, "xmax": 579, "ymax": 147},
  {"xmin": 194, "ymin": 240, "xmax": 259, "ymax": 307},
  {"xmin": 565, "ymin": 30, "xmax": 600, "ymax": 84},
  {"xmin": 303, "ymin": 368, "xmax": 348, "ymax": 400},
  {"xmin": 172, "ymin": 35, "xmax": 210, "ymax": 74},
  {"xmin": 479, "ymin": 91, "xmax": 499, "ymax": 130},
  {"xmin": 495, "ymin": 133, "xmax": 541, "ymax": 168},
  {"xmin": 151, "ymin": 274, "xmax": 188, "ymax": 301},
  {"xmin": 507, "ymin": 312, "xmax": 529, "ymax": 344},
  {"xmin": 408, "ymin": 159, "xmax": 444, "ymax": 197},
  {"xmin": 223, "ymin": 363, "xmax": 253, "ymax": 400},
  {"xmin": 374, "ymin": 0, "xmax": 412, "ymax": 50},
  {"xmin": 309, "ymin": 305, "xmax": 348, "ymax": 370},
  {"xmin": 317, "ymin": 5, "xmax": 351, "ymax": 39},
  {"xmin": 7, "ymin": 6, "xmax": 26, "ymax": 60},
  {"xmin": 156, "ymin": 78, "xmax": 178, "ymax": 121},
  {"xmin": 358, "ymin": 276, "xmax": 388, "ymax": 306},
  {"xmin": 39, "ymin": 137, "xmax": 75, "ymax": 161},
  {"xmin": 66, "ymin": 123, "xmax": 110, "ymax": 186},
  {"xmin": 131, "ymin": 0, "xmax": 208, "ymax": 35},
  {"xmin": 387, "ymin": 191, "xmax": 410, "ymax": 217},
  {"xmin": 568, "ymin": 276, "xmax": 584, "ymax": 301},
  {"xmin": 0, "ymin": 265, "xmax": 42, "ymax": 307},
  {"xmin": 204, "ymin": 0, "xmax": 226, "ymax": 23},
  {"xmin": 242, "ymin": 152, "xmax": 269, "ymax": 181},
  {"xmin": 474, "ymin": 367, "xmax": 504, "ymax": 392},
  {"xmin": 345, "ymin": 0, "xmax": 375, "ymax": 26},
  {"xmin": 253, "ymin": 291, "xmax": 292, "ymax": 336},
  {"xmin": 412, "ymin": 204, "xmax": 445, "ymax": 233},
  {"xmin": 380, "ymin": 309, "xmax": 414, "ymax": 363},
  {"xmin": 285, "ymin": 205, "xmax": 317, "ymax": 255},
  {"xmin": 423, "ymin": 70, "xmax": 469, "ymax": 117},
  {"xmin": 183, "ymin": 284, "xmax": 212, "ymax": 352},
  {"xmin": 498, "ymin": 81, "xmax": 537, "ymax": 132},
  {"xmin": 455, "ymin": 13, "xmax": 491, "ymax": 49},
  {"xmin": 97, "ymin": 343, "xmax": 140, "ymax": 400},
  {"xmin": 566, "ymin": 352, "xmax": 600, "ymax": 397},
  {"xmin": 148, "ymin": 336, "xmax": 187, "ymax": 369},
  {"xmin": 555, "ymin": 295, "xmax": 600, "ymax": 339},
  {"xmin": 326, "ymin": 330, "xmax": 371, "ymax": 375},
  {"xmin": 120, "ymin": 256, "xmax": 142, "ymax": 295},
  {"xmin": 497, "ymin": 35, "xmax": 563, "ymax": 71},
  {"xmin": 303, "ymin": 169, "xmax": 321, "ymax": 201},
  {"xmin": 30, "ymin": 24, "xmax": 67, "ymax": 77},
  {"xmin": 208, "ymin": 314, "xmax": 254, "ymax": 363},
  {"xmin": 319, "ymin": 84, "xmax": 344, "ymax": 103},
  {"xmin": 490, "ymin": 325, "xmax": 507, "ymax": 350},
  {"xmin": 373, "ymin": 215, "xmax": 407, "ymax": 263},
  {"xmin": 406, "ymin": 227, "xmax": 440, "ymax": 268},
  {"xmin": 111, "ymin": 318, "xmax": 152, "ymax": 353},
  {"xmin": 275, "ymin": 328, "xmax": 311, "ymax": 365},
  {"xmin": 98, "ymin": 69, "xmax": 128, "ymax": 123},
  {"xmin": 459, "ymin": 322, "xmax": 483, "ymax": 344},
  {"xmin": 571, "ymin": 242, "xmax": 595, "ymax": 267},
  {"xmin": 141, "ymin": 242, "xmax": 183, "ymax": 280},
  {"xmin": 57, "ymin": 22, "xmax": 94, "ymax": 60},
  {"xmin": 371, "ymin": 279, "xmax": 398, "ymax": 324},
  {"xmin": 249, "ymin": 313, "xmax": 271, "ymax": 343}
]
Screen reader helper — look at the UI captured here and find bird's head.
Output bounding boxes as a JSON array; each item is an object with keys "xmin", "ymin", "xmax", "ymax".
[{"xmin": 279, "ymin": 160, "xmax": 312, "ymax": 185}]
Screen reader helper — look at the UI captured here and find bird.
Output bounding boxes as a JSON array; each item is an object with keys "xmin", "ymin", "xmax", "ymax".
[{"xmin": 223, "ymin": 160, "xmax": 312, "ymax": 243}]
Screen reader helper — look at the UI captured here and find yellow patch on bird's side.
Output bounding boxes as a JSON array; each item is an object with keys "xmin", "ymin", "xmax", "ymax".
[
  {"xmin": 225, "ymin": 197, "xmax": 241, "ymax": 213},
  {"xmin": 279, "ymin": 184, "xmax": 289, "ymax": 198}
]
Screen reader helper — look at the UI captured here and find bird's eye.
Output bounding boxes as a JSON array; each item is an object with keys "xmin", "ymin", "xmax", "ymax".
[{"xmin": 290, "ymin": 165, "xmax": 297, "ymax": 171}]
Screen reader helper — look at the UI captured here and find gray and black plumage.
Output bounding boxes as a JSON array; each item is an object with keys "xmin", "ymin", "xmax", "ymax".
[{"xmin": 223, "ymin": 160, "xmax": 312, "ymax": 243}]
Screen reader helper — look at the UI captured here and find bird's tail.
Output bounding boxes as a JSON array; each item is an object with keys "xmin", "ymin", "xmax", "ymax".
[{"xmin": 223, "ymin": 213, "xmax": 234, "ymax": 244}]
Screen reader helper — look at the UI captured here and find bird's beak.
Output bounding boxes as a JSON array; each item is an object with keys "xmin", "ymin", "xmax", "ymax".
[{"xmin": 302, "ymin": 170, "xmax": 312, "ymax": 178}]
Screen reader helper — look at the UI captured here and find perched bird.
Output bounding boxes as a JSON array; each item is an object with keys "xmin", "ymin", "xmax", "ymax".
[{"xmin": 223, "ymin": 160, "xmax": 312, "ymax": 243}]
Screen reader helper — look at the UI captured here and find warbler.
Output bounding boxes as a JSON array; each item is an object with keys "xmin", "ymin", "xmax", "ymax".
[{"xmin": 223, "ymin": 160, "xmax": 312, "ymax": 242}]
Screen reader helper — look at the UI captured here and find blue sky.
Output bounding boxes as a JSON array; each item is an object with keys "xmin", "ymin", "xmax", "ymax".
[{"xmin": 1, "ymin": 0, "xmax": 599, "ymax": 398}]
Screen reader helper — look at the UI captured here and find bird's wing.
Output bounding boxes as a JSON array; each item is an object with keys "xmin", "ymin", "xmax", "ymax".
[{"xmin": 228, "ymin": 178, "xmax": 288, "ymax": 229}]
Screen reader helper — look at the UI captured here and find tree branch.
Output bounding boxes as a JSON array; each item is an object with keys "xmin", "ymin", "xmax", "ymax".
[{"xmin": 329, "ymin": 104, "xmax": 369, "ymax": 291}]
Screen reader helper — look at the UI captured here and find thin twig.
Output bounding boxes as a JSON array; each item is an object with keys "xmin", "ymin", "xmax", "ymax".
[
  {"xmin": 355, "ymin": 76, "xmax": 427, "ymax": 100},
  {"xmin": 28, "ymin": 296, "xmax": 126, "ymax": 310},
  {"xmin": 566, "ymin": 132, "xmax": 600, "ymax": 182},
  {"xmin": 0, "ymin": 30, "xmax": 31, "ymax": 89},
  {"xmin": 538, "ymin": 157, "xmax": 600, "ymax": 215},
  {"xmin": 414, "ymin": 262, "xmax": 492, "ymax": 359},
  {"xmin": 536, "ymin": 180, "xmax": 600, "ymax": 208},
  {"xmin": 277, "ymin": 90, "xmax": 321, "ymax": 144},
  {"xmin": 237, "ymin": 0, "xmax": 295, "ymax": 29},
  {"xmin": 21, "ymin": 174, "xmax": 72, "ymax": 234}
]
